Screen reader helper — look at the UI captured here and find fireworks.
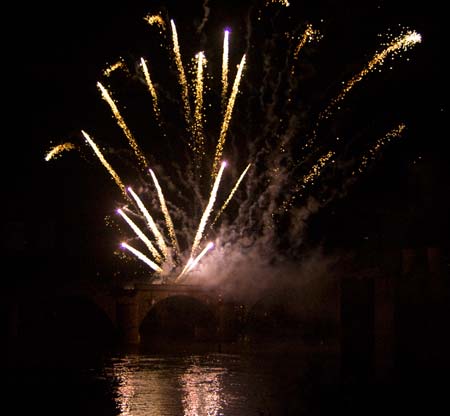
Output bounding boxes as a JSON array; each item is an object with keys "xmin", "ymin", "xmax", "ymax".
[
  {"xmin": 140, "ymin": 58, "xmax": 161, "ymax": 123},
  {"xmin": 46, "ymin": 2, "xmax": 422, "ymax": 284},
  {"xmin": 44, "ymin": 142, "xmax": 76, "ymax": 161},
  {"xmin": 317, "ymin": 30, "xmax": 422, "ymax": 123}
]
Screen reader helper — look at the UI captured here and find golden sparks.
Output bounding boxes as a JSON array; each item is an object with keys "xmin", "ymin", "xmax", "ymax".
[
  {"xmin": 170, "ymin": 19, "xmax": 192, "ymax": 126},
  {"xmin": 191, "ymin": 161, "xmax": 227, "ymax": 258},
  {"xmin": 103, "ymin": 60, "xmax": 127, "ymax": 77},
  {"xmin": 211, "ymin": 163, "xmax": 252, "ymax": 227},
  {"xmin": 46, "ymin": 7, "xmax": 422, "ymax": 281},
  {"xmin": 192, "ymin": 51, "xmax": 207, "ymax": 164},
  {"xmin": 149, "ymin": 168, "xmax": 181, "ymax": 259},
  {"xmin": 354, "ymin": 123, "xmax": 406, "ymax": 175},
  {"xmin": 281, "ymin": 151, "xmax": 335, "ymax": 212},
  {"xmin": 265, "ymin": 0, "xmax": 290, "ymax": 7},
  {"xmin": 175, "ymin": 242, "xmax": 214, "ymax": 282},
  {"xmin": 140, "ymin": 57, "xmax": 161, "ymax": 121},
  {"xmin": 121, "ymin": 242, "xmax": 163, "ymax": 273},
  {"xmin": 212, "ymin": 55, "xmax": 246, "ymax": 179},
  {"xmin": 143, "ymin": 14, "xmax": 166, "ymax": 30},
  {"xmin": 45, "ymin": 142, "xmax": 76, "ymax": 161},
  {"xmin": 117, "ymin": 208, "xmax": 162, "ymax": 263},
  {"xmin": 319, "ymin": 30, "xmax": 422, "ymax": 121},
  {"xmin": 127, "ymin": 186, "xmax": 169, "ymax": 261},
  {"xmin": 292, "ymin": 24, "xmax": 320, "ymax": 67},
  {"xmin": 97, "ymin": 81, "xmax": 148, "ymax": 171},
  {"xmin": 81, "ymin": 130, "xmax": 128, "ymax": 199},
  {"xmin": 221, "ymin": 29, "xmax": 230, "ymax": 112}
]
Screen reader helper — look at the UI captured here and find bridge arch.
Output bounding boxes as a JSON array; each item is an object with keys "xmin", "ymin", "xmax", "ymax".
[{"xmin": 139, "ymin": 295, "xmax": 218, "ymax": 344}]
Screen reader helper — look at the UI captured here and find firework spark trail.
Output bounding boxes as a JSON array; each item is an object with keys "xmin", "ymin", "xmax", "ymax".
[
  {"xmin": 149, "ymin": 168, "xmax": 181, "ymax": 259},
  {"xmin": 298, "ymin": 124, "xmax": 408, "ymax": 218},
  {"xmin": 140, "ymin": 58, "xmax": 161, "ymax": 122},
  {"xmin": 290, "ymin": 24, "xmax": 319, "ymax": 75},
  {"xmin": 318, "ymin": 30, "xmax": 422, "ymax": 122},
  {"xmin": 221, "ymin": 29, "xmax": 230, "ymax": 111},
  {"xmin": 300, "ymin": 29, "xmax": 421, "ymax": 153},
  {"xmin": 191, "ymin": 161, "xmax": 227, "ymax": 258},
  {"xmin": 121, "ymin": 242, "xmax": 163, "ymax": 273},
  {"xmin": 103, "ymin": 60, "xmax": 128, "ymax": 77},
  {"xmin": 192, "ymin": 51, "xmax": 206, "ymax": 163},
  {"xmin": 144, "ymin": 14, "xmax": 166, "ymax": 30},
  {"xmin": 176, "ymin": 241, "xmax": 214, "ymax": 282},
  {"xmin": 300, "ymin": 151, "xmax": 335, "ymax": 187},
  {"xmin": 81, "ymin": 130, "xmax": 128, "ymax": 199},
  {"xmin": 353, "ymin": 123, "xmax": 406, "ymax": 175},
  {"xmin": 117, "ymin": 208, "xmax": 162, "ymax": 263},
  {"xmin": 97, "ymin": 82, "xmax": 149, "ymax": 171},
  {"xmin": 175, "ymin": 258, "xmax": 192, "ymax": 283},
  {"xmin": 45, "ymin": 142, "xmax": 76, "ymax": 161},
  {"xmin": 185, "ymin": 243, "xmax": 213, "ymax": 275},
  {"xmin": 127, "ymin": 186, "xmax": 169, "ymax": 259},
  {"xmin": 170, "ymin": 19, "xmax": 192, "ymax": 126},
  {"xmin": 280, "ymin": 150, "xmax": 335, "ymax": 213},
  {"xmin": 211, "ymin": 163, "xmax": 252, "ymax": 227},
  {"xmin": 212, "ymin": 55, "xmax": 246, "ymax": 179},
  {"xmin": 266, "ymin": 0, "xmax": 290, "ymax": 6}
]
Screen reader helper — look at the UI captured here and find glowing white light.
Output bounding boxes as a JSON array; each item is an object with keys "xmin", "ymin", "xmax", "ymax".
[
  {"xmin": 121, "ymin": 242, "xmax": 163, "ymax": 273},
  {"xmin": 176, "ymin": 242, "xmax": 214, "ymax": 282}
]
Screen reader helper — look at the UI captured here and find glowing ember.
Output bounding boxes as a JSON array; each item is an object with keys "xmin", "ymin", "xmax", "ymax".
[{"xmin": 44, "ymin": 142, "xmax": 76, "ymax": 161}]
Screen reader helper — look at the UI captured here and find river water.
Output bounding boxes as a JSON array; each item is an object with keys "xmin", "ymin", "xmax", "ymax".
[
  {"xmin": 5, "ymin": 337, "xmax": 448, "ymax": 415},
  {"xmin": 6, "ymin": 340, "xmax": 349, "ymax": 416}
]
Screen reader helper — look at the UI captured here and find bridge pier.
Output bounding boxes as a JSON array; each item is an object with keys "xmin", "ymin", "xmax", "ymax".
[
  {"xmin": 216, "ymin": 300, "xmax": 240, "ymax": 341},
  {"xmin": 116, "ymin": 289, "xmax": 140, "ymax": 345}
]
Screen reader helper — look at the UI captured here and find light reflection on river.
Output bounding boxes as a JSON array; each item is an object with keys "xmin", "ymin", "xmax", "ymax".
[
  {"xmin": 108, "ymin": 354, "xmax": 227, "ymax": 415},
  {"xmin": 5, "ymin": 342, "xmax": 342, "ymax": 415},
  {"xmin": 102, "ymin": 344, "xmax": 340, "ymax": 416}
]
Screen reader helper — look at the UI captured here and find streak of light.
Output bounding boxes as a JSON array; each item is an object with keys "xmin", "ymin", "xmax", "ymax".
[
  {"xmin": 175, "ymin": 242, "xmax": 214, "ymax": 282},
  {"xmin": 121, "ymin": 242, "xmax": 163, "ymax": 273},
  {"xmin": 44, "ymin": 142, "xmax": 76, "ymax": 161},
  {"xmin": 170, "ymin": 19, "xmax": 192, "ymax": 126},
  {"xmin": 149, "ymin": 168, "xmax": 181, "ymax": 259},
  {"xmin": 211, "ymin": 162, "xmax": 252, "ymax": 227},
  {"xmin": 192, "ymin": 51, "xmax": 207, "ymax": 163},
  {"xmin": 117, "ymin": 208, "xmax": 162, "ymax": 263},
  {"xmin": 141, "ymin": 57, "xmax": 161, "ymax": 122},
  {"xmin": 81, "ymin": 130, "xmax": 128, "ymax": 199},
  {"xmin": 212, "ymin": 55, "xmax": 246, "ymax": 179},
  {"xmin": 221, "ymin": 29, "xmax": 230, "ymax": 111},
  {"xmin": 97, "ymin": 82, "xmax": 148, "ymax": 171},
  {"xmin": 319, "ymin": 30, "xmax": 422, "ymax": 121},
  {"xmin": 127, "ymin": 186, "xmax": 169, "ymax": 259},
  {"xmin": 191, "ymin": 161, "xmax": 227, "ymax": 258}
]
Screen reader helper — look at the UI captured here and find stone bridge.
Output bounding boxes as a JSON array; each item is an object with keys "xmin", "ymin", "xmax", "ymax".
[
  {"xmin": 108, "ymin": 282, "xmax": 237, "ymax": 344},
  {"xmin": 4, "ymin": 281, "xmax": 241, "ymax": 346},
  {"xmin": 3, "ymin": 271, "xmax": 404, "ymax": 381}
]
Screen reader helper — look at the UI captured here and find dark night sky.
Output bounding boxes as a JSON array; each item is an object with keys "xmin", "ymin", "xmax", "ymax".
[{"xmin": 7, "ymin": 0, "xmax": 449, "ymax": 281}]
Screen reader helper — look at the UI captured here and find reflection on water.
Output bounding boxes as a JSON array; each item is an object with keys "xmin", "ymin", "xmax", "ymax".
[
  {"xmin": 179, "ymin": 361, "xmax": 223, "ymax": 416},
  {"xmin": 108, "ymin": 355, "xmax": 227, "ymax": 415},
  {"xmin": 5, "ymin": 341, "xmax": 342, "ymax": 415},
  {"xmin": 102, "ymin": 343, "xmax": 340, "ymax": 416},
  {"xmin": 6, "ymin": 337, "xmax": 448, "ymax": 416}
]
